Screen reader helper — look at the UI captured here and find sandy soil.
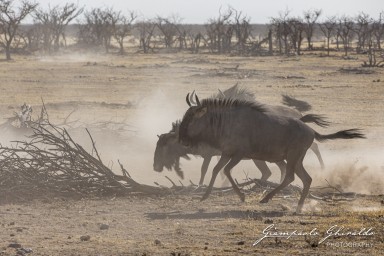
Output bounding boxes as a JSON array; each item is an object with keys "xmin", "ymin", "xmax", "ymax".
[{"xmin": 0, "ymin": 51, "xmax": 383, "ymax": 255}]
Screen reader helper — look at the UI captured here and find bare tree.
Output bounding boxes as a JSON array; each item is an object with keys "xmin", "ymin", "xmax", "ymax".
[
  {"xmin": 136, "ymin": 18, "xmax": 156, "ymax": 53},
  {"xmin": 288, "ymin": 17, "xmax": 305, "ymax": 55},
  {"xmin": 232, "ymin": 8, "xmax": 252, "ymax": 55},
  {"xmin": 155, "ymin": 15, "xmax": 181, "ymax": 49},
  {"xmin": 303, "ymin": 9, "xmax": 322, "ymax": 50},
  {"xmin": 372, "ymin": 12, "xmax": 384, "ymax": 50},
  {"xmin": 319, "ymin": 16, "xmax": 337, "ymax": 56},
  {"xmin": 33, "ymin": 3, "xmax": 83, "ymax": 53},
  {"xmin": 79, "ymin": 7, "xmax": 120, "ymax": 53},
  {"xmin": 354, "ymin": 12, "xmax": 372, "ymax": 53},
  {"xmin": 337, "ymin": 16, "xmax": 355, "ymax": 56},
  {"xmin": 205, "ymin": 7, "xmax": 234, "ymax": 54},
  {"xmin": 270, "ymin": 9, "xmax": 291, "ymax": 55},
  {"xmin": 114, "ymin": 11, "xmax": 137, "ymax": 54},
  {"xmin": 0, "ymin": 0, "xmax": 37, "ymax": 60}
]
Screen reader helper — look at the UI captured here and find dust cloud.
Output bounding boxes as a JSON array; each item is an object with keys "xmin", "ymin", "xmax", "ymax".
[
  {"xmin": 309, "ymin": 146, "xmax": 384, "ymax": 195},
  {"xmin": 1, "ymin": 90, "xmax": 383, "ymax": 195}
]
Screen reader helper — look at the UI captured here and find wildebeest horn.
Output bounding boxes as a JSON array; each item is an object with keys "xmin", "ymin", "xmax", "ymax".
[
  {"xmin": 195, "ymin": 94, "xmax": 201, "ymax": 106},
  {"xmin": 190, "ymin": 90, "xmax": 196, "ymax": 105},
  {"xmin": 186, "ymin": 93, "xmax": 191, "ymax": 107}
]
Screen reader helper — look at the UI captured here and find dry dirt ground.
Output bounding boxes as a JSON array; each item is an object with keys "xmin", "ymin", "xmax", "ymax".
[{"xmin": 0, "ymin": 51, "xmax": 383, "ymax": 255}]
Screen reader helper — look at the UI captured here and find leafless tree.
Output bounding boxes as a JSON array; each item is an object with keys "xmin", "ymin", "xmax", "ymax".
[
  {"xmin": 18, "ymin": 24, "xmax": 43, "ymax": 52},
  {"xmin": 33, "ymin": 3, "xmax": 83, "ymax": 53},
  {"xmin": 205, "ymin": 7, "xmax": 234, "ymax": 54},
  {"xmin": 354, "ymin": 12, "xmax": 372, "ymax": 53},
  {"xmin": 319, "ymin": 16, "xmax": 337, "ymax": 56},
  {"xmin": 303, "ymin": 9, "xmax": 322, "ymax": 50},
  {"xmin": 186, "ymin": 29, "xmax": 202, "ymax": 53},
  {"xmin": 337, "ymin": 16, "xmax": 355, "ymax": 56},
  {"xmin": 0, "ymin": 0, "xmax": 37, "ymax": 60},
  {"xmin": 136, "ymin": 18, "xmax": 156, "ymax": 53},
  {"xmin": 372, "ymin": 12, "xmax": 384, "ymax": 50},
  {"xmin": 270, "ymin": 9, "xmax": 291, "ymax": 55},
  {"xmin": 232, "ymin": 8, "xmax": 252, "ymax": 55},
  {"xmin": 155, "ymin": 15, "xmax": 182, "ymax": 48},
  {"xmin": 288, "ymin": 17, "xmax": 305, "ymax": 55},
  {"xmin": 114, "ymin": 11, "xmax": 137, "ymax": 54},
  {"xmin": 78, "ymin": 7, "xmax": 120, "ymax": 53}
]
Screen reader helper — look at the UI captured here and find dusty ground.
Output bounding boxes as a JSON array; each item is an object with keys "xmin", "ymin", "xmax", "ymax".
[{"xmin": 0, "ymin": 51, "xmax": 383, "ymax": 255}]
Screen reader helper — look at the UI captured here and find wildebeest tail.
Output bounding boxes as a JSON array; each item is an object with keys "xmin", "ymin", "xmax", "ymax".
[
  {"xmin": 282, "ymin": 95, "xmax": 312, "ymax": 112},
  {"xmin": 314, "ymin": 129, "xmax": 366, "ymax": 142},
  {"xmin": 300, "ymin": 114, "xmax": 330, "ymax": 128}
]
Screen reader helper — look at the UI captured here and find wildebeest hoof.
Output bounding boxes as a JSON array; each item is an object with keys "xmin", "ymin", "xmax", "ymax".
[{"xmin": 259, "ymin": 197, "xmax": 269, "ymax": 204}]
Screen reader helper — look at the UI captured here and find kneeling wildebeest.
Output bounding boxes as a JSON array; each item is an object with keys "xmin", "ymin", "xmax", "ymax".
[{"xmin": 179, "ymin": 94, "xmax": 365, "ymax": 213}]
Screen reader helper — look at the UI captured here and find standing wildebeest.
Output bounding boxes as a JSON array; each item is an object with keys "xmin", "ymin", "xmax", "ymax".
[
  {"xmin": 216, "ymin": 84, "xmax": 326, "ymax": 169},
  {"xmin": 154, "ymin": 88, "xmax": 328, "ymax": 185},
  {"xmin": 179, "ymin": 95, "xmax": 365, "ymax": 213}
]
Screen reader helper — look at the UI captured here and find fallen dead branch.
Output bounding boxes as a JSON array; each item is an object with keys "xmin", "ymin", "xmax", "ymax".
[{"xmin": 0, "ymin": 119, "xmax": 165, "ymax": 203}]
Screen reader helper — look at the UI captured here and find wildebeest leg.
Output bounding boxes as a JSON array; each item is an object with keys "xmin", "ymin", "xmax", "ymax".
[
  {"xmin": 252, "ymin": 160, "xmax": 272, "ymax": 181},
  {"xmin": 201, "ymin": 155, "xmax": 231, "ymax": 201},
  {"xmin": 310, "ymin": 142, "xmax": 325, "ymax": 169},
  {"xmin": 259, "ymin": 154, "xmax": 298, "ymax": 204},
  {"xmin": 223, "ymin": 156, "xmax": 244, "ymax": 201},
  {"xmin": 294, "ymin": 160, "xmax": 312, "ymax": 213},
  {"xmin": 198, "ymin": 156, "xmax": 212, "ymax": 186},
  {"xmin": 275, "ymin": 161, "xmax": 287, "ymax": 183}
]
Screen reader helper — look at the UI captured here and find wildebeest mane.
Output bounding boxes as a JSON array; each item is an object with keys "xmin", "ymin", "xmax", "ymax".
[
  {"xmin": 171, "ymin": 120, "xmax": 181, "ymax": 133},
  {"xmin": 180, "ymin": 98, "xmax": 266, "ymax": 147},
  {"xmin": 201, "ymin": 98, "xmax": 266, "ymax": 113}
]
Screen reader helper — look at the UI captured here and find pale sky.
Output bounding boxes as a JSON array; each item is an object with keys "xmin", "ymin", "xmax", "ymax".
[{"xmin": 32, "ymin": 0, "xmax": 384, "ymax": 23}]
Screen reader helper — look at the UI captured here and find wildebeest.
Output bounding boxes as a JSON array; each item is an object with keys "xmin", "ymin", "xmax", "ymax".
[
  {"xmin": 179, "ymin": 95, "xmax": 365, "ymax": 213},
  {"xmin": 154, "ymin": 113, "xmax": 327, "ymax": 186},
  {"xmin": 216, "ymin": 85, "xmax": 327, "ymax": 169},
  {"xmin": 154, "ymin": 87, "xmax": 328, "ymax": 185}
]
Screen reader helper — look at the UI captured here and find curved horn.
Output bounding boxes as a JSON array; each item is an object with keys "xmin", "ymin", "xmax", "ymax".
[
  {"xmin": 186, "ymin": 93, "xmax": 191, "ymax": 107},
  {"xmin": 218, "ymin": 88, "xmax": 225, "ymax": 98},
  {"xmin": 195, "ymin": 94, "xmax": 201, "ymax": 106},
  {"xmin": 190, "ymin": 90, "xmax": 196, "ymax": 105}
]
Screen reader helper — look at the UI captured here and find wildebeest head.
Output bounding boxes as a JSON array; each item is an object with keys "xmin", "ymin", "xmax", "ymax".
[
  {"xmin": 153, "ymin": 121, "xmax": 189, "ymax": 179},
  {"xmin": 179, "ymin": 93, "xmax": 209, "ymax": 147}
]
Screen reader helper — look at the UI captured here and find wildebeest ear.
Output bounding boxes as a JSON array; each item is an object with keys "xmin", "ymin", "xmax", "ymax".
[
  {"xmin": 195, "ymin": 107, "xmax": 207, "ymax": 118},
  {"xmin": 157, "ymin": 135, "xmax": 160, "ymax": 138}
]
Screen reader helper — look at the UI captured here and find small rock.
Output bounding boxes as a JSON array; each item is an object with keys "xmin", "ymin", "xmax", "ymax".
[
  {"xmin": 237, "ymin": 241, "xmax": 245, "ymax": 245},
  {"xmin": 154, "ymin": 239, "xmax": 161, "ymax": 245},
  {"xmin": 204, "ymin": 246, "xmax": 208, "ymax": 250},
  {"xmin": 99, "ymin": 224, "xmax": 109, "ymax": 230},
  {"xmin": 17, "ymin": 248, "xmax": 33, "ymax": 254},
  {"xmin": 264, "ymin": 219, "xmax": 273, "ymax": 224},
  {"xmin": 300, "ymin": 220, "xmax": 316, "ymax": 225},
  {"xmin": 80, "ymin": 235, "xmax": 91, "ymax": 241},
  {"xmin": 16, "ymin": 228, "xmax": 23, "ymax": 232},
  {"xmin": 8, "ymin": 243, "xmax": 22, "ymax": 248},
  {"xmin": 9, "ymin": 222, "xmax": 15, "ymax": 226}
]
